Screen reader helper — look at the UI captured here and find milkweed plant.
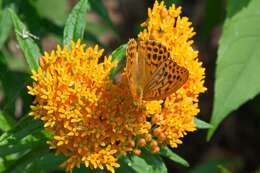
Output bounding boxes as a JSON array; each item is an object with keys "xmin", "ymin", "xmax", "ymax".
[{"xmin": 1, "ymin": 0, "xmax": 259, "ymax": 173}]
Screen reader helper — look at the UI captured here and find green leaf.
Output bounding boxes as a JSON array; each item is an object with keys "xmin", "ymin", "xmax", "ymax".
[
  {"xmin": 0, "ymin": 131, "xmax": 46, "ymax": 157},
  {"xmin": 111, "ymin": 44, "xmax": 127, "ymax": 62},
  {"xmin": 117, "ymin": 153, "xmax": 167, "ymax": 173},
  {"xmin": 139, "ymin": 149, "xmax": 167, "ymax": 173},
  {"xmin": 2, "ymin": 147, "xmax": 65, "ymax": 173},
  {"xmin": 25, "ymin": 152, "xmax": 65, "ymax": 173},
  {"xmin": 109, "ymin": 44, "xmax": 127, "ymax": 79},
  {"xmin": 0, "ymin": 111, "xmax": 14, "ymax": 131},
  {"xmin": 89, "ymin": 0, "xmax": 118, "ymax": 35},
  {"xmin": 208, "ymin": 0, "xmax": 260, "ymax": 140},
  {"xmin": 63, "ymin": 0, "xmax": 90, "ymax": 48},
  {"xmin": 9, "ymin": 9, "xmax": 40, "ymax": 71},
  {"xmin": 0, "ymin": 116, "xmax": 42, "ymax": 144},
  {"xmin": 218, "ymin": 165, "xmax": 231, "ymax": 173},
  {"xmin": 160, "ymin": 146, "xmax": 189, "ymax": 167},
  {"xmin": 194, "ymin": 117, "xmax": 212, "ymax": 129},
  {"xmin": 0, "ymin": 116, "xmax": 50, "ymax": 172},
  {"xmin": 0, "ymin": 8, "xmax": 12, "ymax": 49},
  {"xmin": 226, "ymin": 0, "xmax": 251, "ymax": 18}
]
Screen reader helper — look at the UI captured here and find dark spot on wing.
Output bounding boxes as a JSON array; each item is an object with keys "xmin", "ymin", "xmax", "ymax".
[{"xmin": 153, "ymin": 54, "xmax": 157, "ymax": 60}]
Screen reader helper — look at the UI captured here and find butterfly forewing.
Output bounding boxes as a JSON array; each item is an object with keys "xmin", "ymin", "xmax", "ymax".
[
  {"xmin": 139, "ymin": 40, "xmax": 170, "ymax": 83},
  {"xmin": 126, "ymin": 39, "xmax": 139, "ymax": 99}
]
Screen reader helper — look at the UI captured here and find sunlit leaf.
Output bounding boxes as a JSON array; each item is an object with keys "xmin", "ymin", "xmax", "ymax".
[
  {"xmin": 160, "ymin": 147, "xmax": 189, "ymax": 167},
  {"xmin": 63, "ymin": 0, "xmax": 90, "ymax": 48},
  {"xmin": 109, "ymin": 44, "xmax": 127, "ymax": 79},
  {"xmin": 111, "ymin": 44, "xmax": 127, "ymax": 62},
  {"xmin": 208, "ymin": 0, "xmax": 260, "ymax": 139},
  {"xmin": 9, "ymin": 9, "xmax": 40, "ymax": 71},
  {"xmin": 194, "ymin": 117, "xmax": 212, "ymax": 129}
]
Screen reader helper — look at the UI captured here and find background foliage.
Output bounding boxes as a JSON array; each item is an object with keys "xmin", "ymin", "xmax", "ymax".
[{"xmin": 0, "ymin": 0, "xmax": 259, "ymax": 173}]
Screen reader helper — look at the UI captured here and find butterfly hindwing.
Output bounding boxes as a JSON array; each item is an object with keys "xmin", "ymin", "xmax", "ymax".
[{"xmin": 143, "ymin": 58, "xmax": 189, "ymax": 100}]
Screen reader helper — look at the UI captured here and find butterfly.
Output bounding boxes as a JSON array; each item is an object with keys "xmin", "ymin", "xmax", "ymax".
[{"xmin": 126, "ymin": 39, "xmax": 189, "ymax": 104}]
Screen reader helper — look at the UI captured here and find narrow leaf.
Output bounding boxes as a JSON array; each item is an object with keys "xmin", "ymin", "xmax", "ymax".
[
  {"xmin": 22, "ymin": 152, "xmax": 65, "ymax": 173},
  {"xmin": 63, "ymin": 0, "xmax": 90, "ymax": 48},
  {"xmin": 111, "ymin": 44, "xmax": 127, "ymax": 62},
  {"xmin": 160, "ymin": 147, "xmax": 189, "ymax": 167},
  {"xmin": 109, "ymin": 44, "xmax": 127, "ymax": 79},
  {"xmin": 0, "ymin": 8, "xmax": 12, "ymax": 49},
  {"xmin": 208, "ymin": 0, "xmax": 260, "ymax": 139},
  {"xmin": 9, "ymin": 9, "xmax": 40, "ymax": 71},
  {"xmin": 0, "ymin": 116, "xmax": 42, "ymax": 144},
  {"xmin": 194, "ymin": 117, "xmax": 212, "ymax": 129},
  {"xmin": 0, "ymin": 131, "xmax": 46, "ymax": 157},
  {"xmin": 2, "ymin": 147, "xmax": 64, "ymax": 173}
]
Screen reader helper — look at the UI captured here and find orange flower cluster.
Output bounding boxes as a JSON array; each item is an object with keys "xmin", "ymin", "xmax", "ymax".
[
  {"xmin": 139, "ymin": 0, "xmax": 207, "ymax": 148},
  {"xmin": 28, "ymin": 1, "xmax": 206, "ymax": 173},
  {"xmin": 28, "ymin": 40, "xmax": 154, "ymax": 173}
]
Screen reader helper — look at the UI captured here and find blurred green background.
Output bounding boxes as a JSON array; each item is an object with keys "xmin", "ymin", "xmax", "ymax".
[{"xmin": 0, "ymin": 0, "xmax": 259, "ymax": 173}]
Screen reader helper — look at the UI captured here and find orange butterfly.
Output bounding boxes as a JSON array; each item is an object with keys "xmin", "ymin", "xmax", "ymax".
[{"xmin": 126, "ymin": 39, "xmax": 189, "ymax": 104}]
